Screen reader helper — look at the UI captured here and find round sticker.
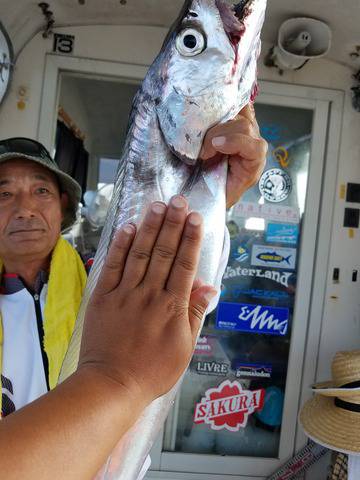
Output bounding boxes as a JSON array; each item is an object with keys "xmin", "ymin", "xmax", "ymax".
[{"xmin": 259, "ymin": 168, "xmax": 292, "ymax": 203}]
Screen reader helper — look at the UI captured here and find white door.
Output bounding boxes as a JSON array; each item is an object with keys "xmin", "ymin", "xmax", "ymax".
[{"xmin": 149, "ymin": 88, "xmax": 342, "ymax": 479}]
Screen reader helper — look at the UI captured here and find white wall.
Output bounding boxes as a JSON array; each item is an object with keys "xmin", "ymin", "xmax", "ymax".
[{"xmin": 0, "ymin": 25, "xmax": 359, "ymax": 479}]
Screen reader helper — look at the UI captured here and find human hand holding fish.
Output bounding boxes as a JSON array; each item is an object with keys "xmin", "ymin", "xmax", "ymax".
[
  {"xmin": 200, "ymin": 103, "xmax": 268, "ymax": 208},
  {"xmin": 79, "ymin": 196, "xmax": 217, "ymax": 406},
  {"xmin": 0, "ymin": 199, "xmax": 216, "ymax": 480}
]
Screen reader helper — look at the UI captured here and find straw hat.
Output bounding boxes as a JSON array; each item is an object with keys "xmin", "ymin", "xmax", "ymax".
[{"xmin": 299, "ymin": 350, "xmax": 360, "ymax": 456}]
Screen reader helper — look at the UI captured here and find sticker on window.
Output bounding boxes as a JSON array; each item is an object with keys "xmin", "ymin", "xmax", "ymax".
[
  {"xmin": 216, "ymin": 302, "xmax": 289, "ymax": 336},
  {"xmin": 194, "ymin": 380, "xmax": 265, "ymax": 431},
  {"xmin": 235, "ymin": 362, "xmax": 272, "ymax": 379},
  {"xmin": 251, "ymin": 244, "xmax": 297, "ymax": 270},
  {"xmin": 266, "ymin": 223, "xmax": 299, "ymax": 245},
  {"xmin": 195, "ymin": 361, "xmax": 229, "ymax": 376}
]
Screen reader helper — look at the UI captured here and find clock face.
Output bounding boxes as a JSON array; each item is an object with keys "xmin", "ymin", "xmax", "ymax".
[{"xmin": 0, "ymin": 22, "xmax": 13, "ymax": 105}]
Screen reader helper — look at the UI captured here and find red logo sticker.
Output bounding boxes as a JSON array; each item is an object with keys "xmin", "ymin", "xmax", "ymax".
[{"xmin": 194, "ymin": 380, "xmax": 265, "ymax": 432}]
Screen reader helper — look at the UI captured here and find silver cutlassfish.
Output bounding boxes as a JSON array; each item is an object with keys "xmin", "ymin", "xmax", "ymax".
[{"xmin": 59, "ymin": 1, "xmax": 267, "ymax": 478}]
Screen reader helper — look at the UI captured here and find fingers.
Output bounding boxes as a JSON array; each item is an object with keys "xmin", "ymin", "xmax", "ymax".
[
  {"xmin": 145, "ymin": 196, "xmax": 189, "ymax": 287},
  {"xmin": 225, "ymin": 155, "xmax": 265, "ymax": 209},
  {"xmin": 211, "ymin": 133, "xmax": 268, "ymax": 160},
  {"xmin": 192, "ymin": 278, "xmax": 205, "ymax": 292},
  {"xmin": 228, "ymin": 154, "xmax": 264, "ymax": 180},
  {"xmin": 93, "ymin": 224, "xmax": 136, "ymax": 296},
  {"xmin": 188, "ymin": 286, "xmax": 217, "ymax": 338},
  {"xmin": 200, "ymin": 110, "xmax": 260, "ymax": 161},
  {"xmin": 166, "ymin": 211, "xmax": 203, "ymax": 301},
  {"xmin": 120, "ymin": 202, "xmax": 167, "ymax": 288}
]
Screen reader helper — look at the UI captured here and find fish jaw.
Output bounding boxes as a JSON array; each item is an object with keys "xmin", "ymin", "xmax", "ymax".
[
  {"xmin": 154, "ymin": 0, "xmax": 267, "ymax": 165},
  {"xmin": 227, "ymin": 0, "xmax": 268, "ymax": 121}
]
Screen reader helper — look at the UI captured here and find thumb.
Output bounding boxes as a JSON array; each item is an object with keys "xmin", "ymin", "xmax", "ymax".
[{"xmin": 189, "ymin": 286, "xmax": 218, "ymax": 339}]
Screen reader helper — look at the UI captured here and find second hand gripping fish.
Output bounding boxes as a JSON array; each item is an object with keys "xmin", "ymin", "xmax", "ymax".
[{"xmin": 59, "ymin": 0, "xmax": 267, "ymax": 478}]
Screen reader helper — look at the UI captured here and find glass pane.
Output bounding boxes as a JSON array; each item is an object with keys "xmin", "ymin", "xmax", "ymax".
[
  {"xmin": 164, "ymin": 104, "xmax": 314, "ymax": 458},
  {"xmin": 98, "ymin": 157, "xmax": 120, "ymax": 189}
]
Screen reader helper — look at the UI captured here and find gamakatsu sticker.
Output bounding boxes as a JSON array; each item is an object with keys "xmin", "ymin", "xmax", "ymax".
[
  {"xmin": 259, "ymin": 168, "xmax": 292, "ymax": 203},
  {"xmin": 194, "ymin": 380, "xmax": 265, "ymax": 432}
]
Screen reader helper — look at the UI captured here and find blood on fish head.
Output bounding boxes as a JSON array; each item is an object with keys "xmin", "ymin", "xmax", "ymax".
[{"xmin": 152, "ymin": 0, "xmax": 267, "ymax": 165}]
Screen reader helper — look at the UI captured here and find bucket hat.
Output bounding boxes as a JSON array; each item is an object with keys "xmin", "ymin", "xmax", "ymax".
[{"xmin": 0, "ymin": 137, "xmax": 82, "ymax": 230}]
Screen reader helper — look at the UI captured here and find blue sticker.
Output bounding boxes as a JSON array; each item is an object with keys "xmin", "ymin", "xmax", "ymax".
[
  {"xmin": 230, "ymin": 288, "xmax": 290, "ymax": 301},
  {"xmin": 230, "ymin": 245, "xmax": 249, "ymax": 263},
  {"xmin": 235, "ymin": 362, "xmax": 273, "ymax": 379},
  {"xmin": 260, "ymin": 124, "xmax": 281, "ymax": 143},
  {"xmin": 251, "ymin": 245, "xmax": 296, "ymax": 270},
  {"xmin": 216, "ymin": 302, "xmax": 289, "ymax": 336},
  {"xmin": 255, "ymin": 386, "xmax": 284, "ymax": 427},
  {"xmin": 266, "ymin": 223, "xmax": 299, "ymax": 245}
]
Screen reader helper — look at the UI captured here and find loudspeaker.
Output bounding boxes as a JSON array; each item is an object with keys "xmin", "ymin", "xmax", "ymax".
[{"xmin": 265, "ymin": 18, "xmax": 332, "ymax": 74}]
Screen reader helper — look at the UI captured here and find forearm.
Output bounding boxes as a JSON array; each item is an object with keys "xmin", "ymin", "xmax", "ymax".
[{"xmin": 0, "ymin": 367, "xmax": 145, "ymax": 480}]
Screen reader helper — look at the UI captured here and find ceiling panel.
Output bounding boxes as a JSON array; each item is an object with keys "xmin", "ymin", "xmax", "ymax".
[{"xmin": 0, "ymin": 0, "xmax": 359, "ymax": 67}]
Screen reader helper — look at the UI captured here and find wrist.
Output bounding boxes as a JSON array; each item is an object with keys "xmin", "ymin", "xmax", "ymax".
[{"xmin": 74, "ymin": 365, "xmax": 148, "ymax": 419}]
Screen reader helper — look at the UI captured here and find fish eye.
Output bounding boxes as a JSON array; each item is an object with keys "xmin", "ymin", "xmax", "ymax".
[{"xmin": 176, "ymin": 28, "xmax": 206, "ymax": 57}]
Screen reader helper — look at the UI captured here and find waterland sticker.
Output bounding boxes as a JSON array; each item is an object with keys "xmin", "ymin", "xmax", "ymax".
[
  {"xmin": 216, "ymin": 302, "xmax": 289, "ymax": 336},
  {"xmin": 194, "ymin": 380, "xmax": 265, "ymax": 431},
  {"xmin": 251, "ymin": 245, "xmax": 296, "ymax": 270},
  {"xmin": 223, "ymin": 266, "xmax": 293, "ymax": 288}
]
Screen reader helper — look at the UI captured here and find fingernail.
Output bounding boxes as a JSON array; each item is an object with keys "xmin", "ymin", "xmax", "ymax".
[
  {"xmin": 171, "ymin": 195, "xmax": 187, "ymax": 209},
  {"xmin": 122, "ymin": 224, "xmax": 136, "ymax": 235},
  {"xmin": 151, "ymin": 202, "xmax": 166, "ymax": 214},
  {"xmin": 188, "ymin": 211, "xmax": 202, "ymax": 226},
  {"xmin": 212, "ymin": 136, "xmax": 226, "ymax": 148},
  {"xmin": 203, "ymin": 289, "xmax": 217, "ymax": 303}
]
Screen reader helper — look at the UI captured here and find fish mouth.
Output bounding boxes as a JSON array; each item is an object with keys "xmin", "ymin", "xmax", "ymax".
[
  {"xmin": 234, "ymin": 0, "xmax": 254, "ymax": 21},
  {"xmin": 216, "ymin": 0, "xmax": 254, "ymax": 43}
]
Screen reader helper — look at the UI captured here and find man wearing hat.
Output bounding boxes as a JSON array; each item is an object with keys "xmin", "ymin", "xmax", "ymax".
[
  {"xmin": 300, "ymin": 350, "xmax": 360, "ymax": 480},
  {"xmin": 0, "ymin": 137, "xmax": 86, "ymax": 417}
]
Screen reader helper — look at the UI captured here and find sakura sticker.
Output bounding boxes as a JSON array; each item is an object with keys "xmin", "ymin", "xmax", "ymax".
[{"xmin": 194, "ymin": 380, "xmax": 265, "ymax": 432}]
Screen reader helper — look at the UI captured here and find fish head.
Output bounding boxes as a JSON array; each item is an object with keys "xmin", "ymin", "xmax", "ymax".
[{"xmin": 152, "ymin": 0, "xmax": 267, "ymax": 165}]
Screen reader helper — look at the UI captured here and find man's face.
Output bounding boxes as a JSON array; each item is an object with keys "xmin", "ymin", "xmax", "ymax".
[{"xmin": 0, "ymin": 159, "xmax": 67, "ymax": 264}]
